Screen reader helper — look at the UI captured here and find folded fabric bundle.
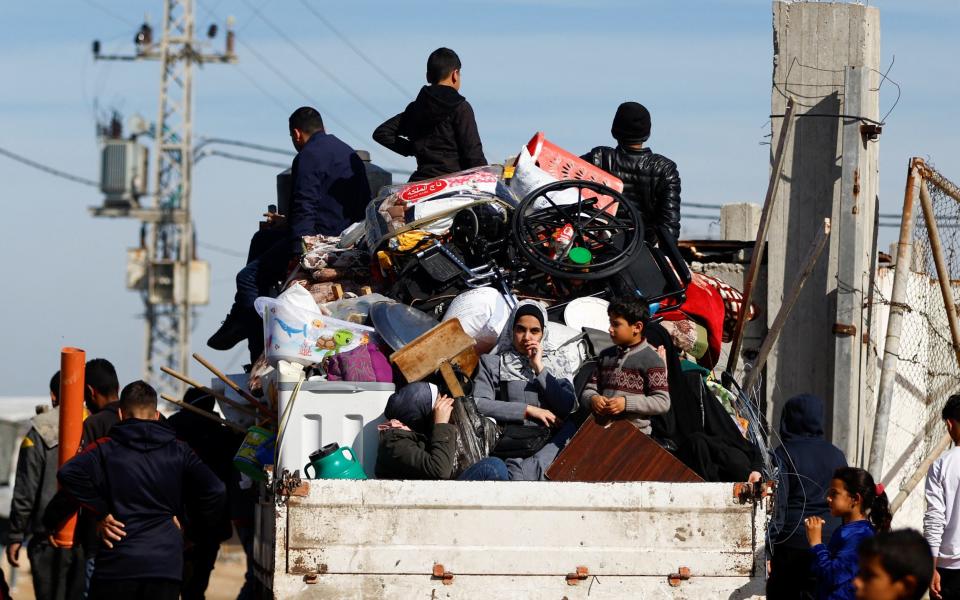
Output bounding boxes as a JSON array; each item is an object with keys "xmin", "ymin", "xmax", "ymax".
[
  {"xmin": 693, "ymin": 273, "xmax": 759, "ymax": 343},
  {"xmin": 323, "ymin": 341, "xmax": 394, "ymax": 383},
  {"xmin": 661, "ymin": 273, "xmax": 725, "ymax": 368},
  {"xmin": 660, "ymin": 319, "xmax": 709, "ymax": 359}
]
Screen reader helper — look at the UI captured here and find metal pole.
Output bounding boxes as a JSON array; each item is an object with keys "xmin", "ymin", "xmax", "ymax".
[
  {"xmin": 868, "ymin": 158, "xmax": 923, "ymax": 475},
  {"xmin": 743, "ymin": 218, "xmax": 831, "ymax": 392},
  {"xmin": 886, "ymin": 177, "xmax": 960, "ymax": 512},
  {"xmin": 726, "ymin": 97, "xmax": 796, "ymax": 375},
  {"xmin": 178, "ymin": 0, "xmax": 195, "ymax": 393},
  {"xmin": 891, "ymin": 433, "xmax": 952, "ymax": 514}
]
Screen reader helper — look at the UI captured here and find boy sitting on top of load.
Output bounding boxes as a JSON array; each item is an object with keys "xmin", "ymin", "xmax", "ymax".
[{"xmin": 581, "ymin": 297, "xmax": 670, "ymax": 433}]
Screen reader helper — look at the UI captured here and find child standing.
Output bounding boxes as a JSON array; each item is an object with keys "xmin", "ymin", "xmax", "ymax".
[
  {"xmin": 580, "ymin": 297, "xmax": 669, "ymax": 434},
  {"xmin": 805, "ymin": 467, "xmax": 892, "ymax": 600},
  {"xmin": 854, "ymin": 529, "xmax": 933, "ymax": 600}
]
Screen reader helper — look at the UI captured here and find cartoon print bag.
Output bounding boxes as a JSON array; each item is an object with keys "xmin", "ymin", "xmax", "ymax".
[{"xmin": 254, "ymin": 285, "xmax": 374, "ymax": 366}]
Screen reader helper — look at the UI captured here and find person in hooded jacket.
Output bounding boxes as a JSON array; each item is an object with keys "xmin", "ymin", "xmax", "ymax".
[
  {"xmin": 768, "ymin": 393, "xmax": 849, "ymax": 600},
  {"xmin": 373, "ymin": 47, "xmax": 486, "ymax": 181},
  {"xmin": 472, "ymin": 301, "xmax": 579, "ymax": 481},
  {"xmin": 53, "ymin": 380, "xmax": 225, "ymax": 600}
]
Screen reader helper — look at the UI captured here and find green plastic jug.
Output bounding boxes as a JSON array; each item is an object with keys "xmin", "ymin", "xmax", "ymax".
[{"xmin": 303, "ymin": 443, "xmax": 367, "ymax": 480}]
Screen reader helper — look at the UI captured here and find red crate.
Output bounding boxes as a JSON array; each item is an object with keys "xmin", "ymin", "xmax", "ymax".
[{"xmin": 526, "ymin": 132, "xmax": 622, "ymax": 212}]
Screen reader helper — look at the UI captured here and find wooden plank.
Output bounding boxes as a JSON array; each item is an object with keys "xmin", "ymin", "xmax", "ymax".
[
  {"xmin": 389, "ymin": 319, "xmax": 476, "ymax": 384},
  {"xmin": 547, "ymin": 416, "xmax": 703, "ymax": 483}
]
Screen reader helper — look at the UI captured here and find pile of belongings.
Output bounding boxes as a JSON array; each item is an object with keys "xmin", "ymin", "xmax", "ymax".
[{"xmin": 238, "ymin": 133, "xmax": 765, "ymax": 484}]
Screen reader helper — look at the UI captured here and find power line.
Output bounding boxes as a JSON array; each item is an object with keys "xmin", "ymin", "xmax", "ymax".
[
  {"xmin": 235, "ymin": 36, "xmax": 372, "ymax": 145},
  {"xmin": 233, "ymin": 62, "xmax": 292, "ymax": 113},
  {"xmin": 239, "ymin": 0, "xmax": 388, "ymax": 120},
  {"xmin": 0, "ymin": 146, "xmax": 99, "ymax": 187},
  {"xmin": 81, "ymin": 0, "xmax": 137, "ymax": 27},
  {"xmin": 197, "ymin": 149, "xmax": 291, "ymax": 169},
  {"xmin": 196, "ymin": 0, "xmax": 423, "ymax": 175},
  {"xmin": 197, "ymin": 240, "xmax": 248, "ymax": 258},
  {"xmin": 297, "ymin": 0, "xmax": 412, "ymax": 100},
  {"xmin": 197, "ymin": 137, "xmax": 294, "ymax": 157}
]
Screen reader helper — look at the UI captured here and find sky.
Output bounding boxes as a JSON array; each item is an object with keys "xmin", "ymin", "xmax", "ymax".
[{"xmin": 0, "ymin": 0, "xmax": 958, "ymax": 395}]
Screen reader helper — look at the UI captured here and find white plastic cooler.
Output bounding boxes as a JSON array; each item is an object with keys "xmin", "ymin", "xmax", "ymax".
[{"xmin": 266, "ymin": 370, "xmax": 394, "ymax": 479}]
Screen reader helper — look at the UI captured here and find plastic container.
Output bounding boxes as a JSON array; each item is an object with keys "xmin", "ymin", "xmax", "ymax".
[
  {"xmin": 303, "ymin": 443, "xmax": 367, "ymax": 480},
  {"xmin": 526, "ymin": 132, "xmax": 624, "ymax": 195},
  {"xmin": 269, "ymin": 372, "xmax": 395, "ymax": 479},
  {"xmin": 234, "ymin": 426, "xmax": 274, "ymax": 481}
]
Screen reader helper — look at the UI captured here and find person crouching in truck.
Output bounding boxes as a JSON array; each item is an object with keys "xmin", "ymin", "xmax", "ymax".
[
  {"xmin": 582, "ymin": 102, "xmax": 681, "ymax": 245},
  {"xmin": 581, "ymin": 297, "xmax": 670, "ymax": 433},
  {"xmin": 376, "ymin": 382, "xmax": 509, "ymax": 481},
  {"xmin": 472, "ymin": 301, "xmax": 579, "ymax": 481}
]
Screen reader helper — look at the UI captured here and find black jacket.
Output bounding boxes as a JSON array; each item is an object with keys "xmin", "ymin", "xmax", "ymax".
[
  {"xmin": 373, "ymin": 85, "xmax": 487, "ymax": 182},
  {"xmin": 581, "ymin": 146, "xmax": 681, "ymax": 243},
  {"xmin": 167, "ymin": 409, "xmax": 242, "ymax": 543},
  {"xmin": 80, "ymin": 401, "xmax": 121, "ymax": 448},
  {"xmin": 289, "ymin": 132, "xmax": 371, "ymax": 247},
  {"xmin": 56, "ymin": 419, "xmax": 225, "ymax": 583},
  {"xmin": 771, "ymin": 394, "xmax": 848, "ymax": 550},
  {"xmin": 375, "ymin": 423, "xmax": 458, "ymax": 480}
]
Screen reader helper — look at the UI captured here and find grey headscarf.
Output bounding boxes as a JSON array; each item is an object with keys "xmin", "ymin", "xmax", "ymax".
[{"xmin": 492, "ymin": 300, "xmax": 574, "ymax": 383}]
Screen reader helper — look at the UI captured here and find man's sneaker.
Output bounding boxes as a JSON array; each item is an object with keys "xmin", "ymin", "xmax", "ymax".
[{"xmin": 207, "ymin": 314, "xmax": 249, "ymax": 351}]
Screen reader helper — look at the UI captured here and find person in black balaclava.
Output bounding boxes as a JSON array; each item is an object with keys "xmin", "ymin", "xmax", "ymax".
[
  {"xmin": 767, "ymin": 393, "xmax": 848, "ymax": 600},
  {"xmin": 373, "ymin": 47, "xmax": 487, "ymax": 182},
  {"xmin": 582, "ymin": 102, "xmax": 682, "ymax": 245}
]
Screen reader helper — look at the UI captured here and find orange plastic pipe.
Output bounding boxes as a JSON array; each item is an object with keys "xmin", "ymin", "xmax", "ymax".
[{"xmin": 52, "ymin": 347, "xmax": 85, "ymax": 548}]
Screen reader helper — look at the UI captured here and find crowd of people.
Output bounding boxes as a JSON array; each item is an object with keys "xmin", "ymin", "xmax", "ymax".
[
  {"xmin": 2, "ymin": 45, "xmax": 959, "ymax": 600},
  {"xmin": 2, "ymin": 359, "xmax": 255, "ymax": 600}
]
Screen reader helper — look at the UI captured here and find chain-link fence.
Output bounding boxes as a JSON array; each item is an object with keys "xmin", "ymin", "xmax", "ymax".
[{"xmin": 870, "ymin": 160, "xmax": 960, "ymax": 524}]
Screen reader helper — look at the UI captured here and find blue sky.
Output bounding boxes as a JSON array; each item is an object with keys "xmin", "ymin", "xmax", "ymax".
[{"xmin": 1, "ymin": 0, "xmax": 958, "ymax": 395}]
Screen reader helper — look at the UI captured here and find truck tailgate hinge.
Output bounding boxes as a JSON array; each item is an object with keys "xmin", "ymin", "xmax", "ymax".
[
  {"xmin": 432, "ymin": 563, "xmax": 454, "ymax": 585},
  {"xmin": 668, "ymin": 566, "xmax": 692, "ymax": 587},
  {"xmin": 566, "ymin": 566, "xmax": 589, "ymax": 585}
]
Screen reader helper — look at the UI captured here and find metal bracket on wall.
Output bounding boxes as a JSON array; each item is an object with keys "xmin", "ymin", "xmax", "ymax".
[{"xmin": 833, "ymin": 323, "xmax": 857, "ymax": 336}]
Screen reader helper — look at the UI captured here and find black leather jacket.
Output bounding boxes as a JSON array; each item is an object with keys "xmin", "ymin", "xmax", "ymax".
[{"xmin": 582, "ymin": 146, "xmax": 681, "ymax": 243}]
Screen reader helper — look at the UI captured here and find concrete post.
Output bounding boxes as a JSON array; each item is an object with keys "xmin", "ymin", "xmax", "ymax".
[{"xmin": 768, "ymin": 2, "xmax": 880, "ymax": 456}]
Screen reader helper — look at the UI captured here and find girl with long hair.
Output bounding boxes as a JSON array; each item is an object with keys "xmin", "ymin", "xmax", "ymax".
[{"xmin": 805, "ymin": 466, "xmax": 892, "ymax": 599}]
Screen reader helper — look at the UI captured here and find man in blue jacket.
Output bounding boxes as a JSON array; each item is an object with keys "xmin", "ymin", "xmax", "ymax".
[
  {"xmin": 54, "ymin": 380, "xmax": 225, "ymax": 600},
  {"xmin": 207, "ymin": 106, "xmax": 371, "ymax": 354}
]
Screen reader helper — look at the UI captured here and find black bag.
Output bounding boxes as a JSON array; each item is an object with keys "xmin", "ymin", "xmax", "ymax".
[
  {"xmin": 491, "ymin": 424, "xmax": 552, "ymax": 459},
  {"xmin": 450, "ymin": 395, "xmax": 499, "ymax": 477}
]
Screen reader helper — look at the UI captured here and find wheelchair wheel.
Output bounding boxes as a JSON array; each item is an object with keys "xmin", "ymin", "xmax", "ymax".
[{"xmin": 511, "ymin": 180, "xmax": 643, "ymax": 281}]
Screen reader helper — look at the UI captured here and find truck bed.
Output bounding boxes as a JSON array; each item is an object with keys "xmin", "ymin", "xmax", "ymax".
[{"xmin": 254, "ymin": 479, "xmax": 768, "ymax": 599}]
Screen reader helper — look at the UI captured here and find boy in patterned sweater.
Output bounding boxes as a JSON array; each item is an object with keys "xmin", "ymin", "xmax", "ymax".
[{"xmin": 581, "ymin": 297, "xmax": 669, "ymax": 434}]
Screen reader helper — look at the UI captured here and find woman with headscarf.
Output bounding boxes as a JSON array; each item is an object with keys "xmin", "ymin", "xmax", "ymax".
[
  {"xmin": 767, "ymin": 393, "xmax": 848, "ymax": 599},
  {"xmin": 472, "ymin": 301, "xmax": 579, "ymax": 480}
]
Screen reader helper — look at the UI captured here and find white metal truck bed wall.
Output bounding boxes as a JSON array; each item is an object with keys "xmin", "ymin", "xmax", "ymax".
[{"xmin": 256, "ymin": 480, "xmax": 767, "ymax": 599}]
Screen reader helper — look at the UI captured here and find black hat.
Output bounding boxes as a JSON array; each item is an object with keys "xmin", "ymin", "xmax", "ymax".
[{"xmin": 611, "ymin": 102, "xmax": 651, "ymax": 143}]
